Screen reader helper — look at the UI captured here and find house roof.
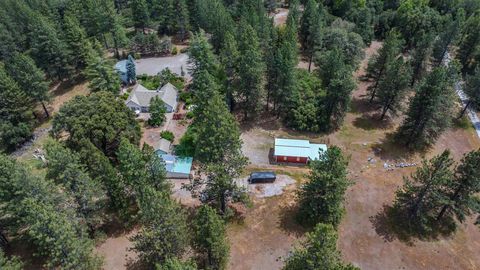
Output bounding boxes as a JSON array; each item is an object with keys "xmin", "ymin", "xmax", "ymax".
[
  {"xmin": 126, "ymin": 83, "xmax": 178, "ymax": 108},
  {"xmin": 160, "ymin": 154, "xmax": 193, "ymax": 174},
  {"xmin": 154, "ymin": 138, "xmax": 172, "ymax": 154},
  {"xmin": 274, "ymin": 138, "xmax": 327, "ymax": 160}
]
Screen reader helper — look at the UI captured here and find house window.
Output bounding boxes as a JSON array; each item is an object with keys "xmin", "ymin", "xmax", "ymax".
[
  {"xmin": 296, "ymin": 157, "xmax": 300, "ymax": 162},
  {"xmin": 284, "ymin": 156, "xmax": 287, "ymax": 161}
]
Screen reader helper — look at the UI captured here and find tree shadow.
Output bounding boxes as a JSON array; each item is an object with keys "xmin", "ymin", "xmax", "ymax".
[
  {"xmin": 370, "ymin": 133, "xmax": 417, "ymax": 161},
  {"xmin": 278, "ymin": 203, "xmax": 308, "ymax": 237},
  {"xmin": 370, "ymin": 204, "xmax": 458, "ymax": 245},
  {"xmin": 126, "ymin": 257, "xmax": 148, "ymax": 270},
  {"xmin": 350, "ymin": 97, "xmax": 378, "ymax": 114},
  {"xmin": 353, "ymin": 113, "xmax": 395, "ymax": 131}
]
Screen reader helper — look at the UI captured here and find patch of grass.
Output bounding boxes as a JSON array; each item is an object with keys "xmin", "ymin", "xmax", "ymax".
[{"xmin": 453, "ymin": 115, "xmax": 474, "ymax": 131}]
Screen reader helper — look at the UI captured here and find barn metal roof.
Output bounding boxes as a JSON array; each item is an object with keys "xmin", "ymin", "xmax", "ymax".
[{"xmin": 274, "ymin": 138, "xmax": 327, "ymax": 160}]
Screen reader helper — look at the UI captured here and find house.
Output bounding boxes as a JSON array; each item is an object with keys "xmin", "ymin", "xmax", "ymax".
[
  {"xmin": 154, "ymin": 138, "xmax": 172, "ymax": 155},
  {"xmin": 160, "ymin": 154, "xmax": 193, "ymax": 179},
  {"xmin": 273, "ymin": 138, "xmax": 327, "ymax": 164},
  {"xmin": 125, "ymin": 83, "xmax": 178, "ymax": 113},
  {"xmin": 114, "ymin": 60, "xmax": 130, "ymax": 84}
]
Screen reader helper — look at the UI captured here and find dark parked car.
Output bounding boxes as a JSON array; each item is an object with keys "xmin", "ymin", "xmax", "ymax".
[{"xmin": 248, "ymin": 172, "xmax": 276, "ymax": 184}]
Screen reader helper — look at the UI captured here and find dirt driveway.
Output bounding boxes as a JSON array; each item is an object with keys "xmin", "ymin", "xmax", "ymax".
[{"xmin": 135, "ymin": 53, "xmax": 191, "ymax": 79}]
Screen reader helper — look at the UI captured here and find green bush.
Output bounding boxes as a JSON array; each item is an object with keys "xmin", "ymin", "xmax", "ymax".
[
  {"xmin": 180, "ymin": 47, "xmax": 189, "ymax": 53},
  {"xmin": 175, "ymin": 127, "xmax": 196, "ymax": 157},
  {"xmin": 160, "ymin": 130, "xmax": 175, "ymax": 142},
  {"xmin": 186, "ymin": 111, "xmax": 194, "ymax": 119},
  {"xmin": 179, "ymin": 91, "xmax": 193, "ymax": 105},
  {"xmin": 172, "ymin": 46, "xmax": 178, "ymax": 55}
]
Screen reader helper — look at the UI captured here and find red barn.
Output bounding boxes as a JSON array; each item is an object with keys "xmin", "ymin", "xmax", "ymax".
[{"xmin": 273, "ymin": 138, "xmax": 327, "ymax": 164}]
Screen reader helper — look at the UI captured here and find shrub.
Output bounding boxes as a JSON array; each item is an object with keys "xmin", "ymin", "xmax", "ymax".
[
  {"xmin": 175, "ymin": 127, "xmax": 196, "ymax": 157},
  {"xmin": 179, "ymin": 91, "xmax": 193, "ymax": 105},
  {"xmin": 160, "ymin": 130, "xmax": 175, "ymax": 142},
  {"xmin": 172, "ymin": 46, "xmax": 178, "ymax": 55}
]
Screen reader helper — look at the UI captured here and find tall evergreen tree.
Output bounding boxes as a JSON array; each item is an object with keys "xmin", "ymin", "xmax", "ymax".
[
  {"xmin": 194, "ymin": 205, "xmax": 229, "ymax": 270},
  {"xmin": 0, "ymin": 65, "xmax": 34, "ymax": 151},
  {"xmin": 5, "ymin": 53, "xmax": 51, "ymax": 117},
  {"xmin": 62, "ymin": 13, "xmax": 92, "ymax": 70},
  {"xmin": 188, "ymin": 31, "xmax": 219, "ymax": 79},
  {"xmin": 393, "ymin": 151, "xmax": 454, "ymax": 232},
  {"xmin": 44, "ymin": 141, "xmax": 105, "ymax": 234},
  {"xmin": 131, "ymin": 0, "xmax": 150, "ymax": 33},
  {"xmin": 174, "ymin": 0, "xmax": 190, "ymax": 41},
  {"xmin": 457, "ymin": 13, "xmax": 480, "ymax": 73},
  {"xmin": 376, "ymin": 57, "xmax": 411, "ymax": 120},
  {"xmin": 28, "ymin": 14, "xmax": 73, "ymax": 80},
  {"xmin": 366, "ymin": 30, "xmax": 403, "ymax": 102},
  {"xmin": 460, "ymin": 67, "xmax": 480, "ymax": 118},
  {"xmin": 409, "ymin": 33, "xmax": 434, "ymax": 86},
  {"xmin": 284, "ymin": 223, "xmax": 359, "ymax": 270},
  {"xmin": 316, "ymin": 49, "xmax": 356, "ymax": 130},
  {"xmin": 132, "ymin": 186, "xmax": 189, "ymax": 266},
  {"xmin": 432, "ymin": 11, "xmax": 465, "ymax": 66},
  {"xmin": 219, "ymin": 31, "xmax": 239, "ymax": 111},
  {"xmin": 126, "ymin": 55, "xmax": 136, "ymax": 84},
  {"xmin": 437, "ymin": 150, "xmax": 480, "ymax": 222},
  {"xmin": 297, "ymin": 146, "xmax": 350, "ymax": 227},
  {"xmin": 236, "ymin": 20, "xmax": 266, "ymax": 120},
  {"xmin": 85, "ymin": 54, "xmax": 121, "ymax": 95},
  {"xmin": 395, "ymin": 67, "xmax": 455, "ymax": 150},
  {"xmin": 300, "ymin": 0, "xmax": 324, "ymax": 71}
]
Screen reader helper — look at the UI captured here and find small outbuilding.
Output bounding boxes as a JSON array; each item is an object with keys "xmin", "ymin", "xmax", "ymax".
[
  {"xmin": 160, "ymin": 154, "xmax": 193, "ymax": 179},
  {"xmin": 273, "ymin": 138, "xmax": 327, "ymax": 164},
  {"xmin": 154, "ymin": 138, "xmax": 172, "ymax": 155}
]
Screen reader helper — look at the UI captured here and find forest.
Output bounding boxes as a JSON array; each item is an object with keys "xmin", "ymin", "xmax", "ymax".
[{"xmin": 1, "ymin": 0, "xmax": 480, "ymax": 269}]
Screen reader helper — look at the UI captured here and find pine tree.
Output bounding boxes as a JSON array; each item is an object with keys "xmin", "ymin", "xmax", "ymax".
[
  {"xmin": 174, "ymin": 0, "xmax": 190, "ymax": 42},
  {"xmin": 0, "ymin": 65, "xmax": 34, "ymax": 151},
  {"xmin": 20, "ymin": 198, "xmax": 102, "ymax": 269},
  {"xmin": 44, "ymin": 140, "xmax": 106, "ymax": 234},
  {"xmin": 460, "ymin": 67, "xmax": 480, "ymax": 118},
  {"xmin": 457, "ymin": 13, "xmax": 480, "ymax": 73},
  {"xmin": 194, "ymin": 90, "xmax": 244, "ymax": 164},
  {"xmin": 188, "ymin": 31, "xmax": 219, "ymax": 78},
  {"xmin": 236, "ymin": 20, "xmax": 266, "ymax": 120},
  {"xmin": 366, "ymin": 30, "xmax": 403, "ymax": 102},
  {"xmin": 132, "ymin": 186, "xmax": 189, "ymax": 266},
  {"xmin": 393, "ymin": 151, "xmax": 454, "ymax": 232},
  {"xmin": 28, "ymin": 14, "xmax": 73, "ymax": 80},
  {"xmin": 85, "ymin": 54, "xmax": 121, "ymax": 95},
  {"xmin": 284, "ymin": 223, "xmax": 359, "ymax": 270},
  {"xmin": 395, "ymin": 67, "xmax": 455, "ymax": 150},
  {"xmin": 63, "ymin": 13, "xmax": 92, "ymax": 70},
  {"xmin": 75, "ymin": 139, "xmax": 130, "ymax": 218},
  {"xmin": 437, "ymin": 150, "xmax": 480, "ymax": 222},
  {"xmin": 317, "ymin": 49, "xmax": 356, "ymax": 130},
  {"xmin": 5, "ymin": 53, "xmax": 51, "ymax": 118},
  {"xmin": 131, "ymin": 0, "xmax": 150, "ymax": 33},
  {"xmin": 432, "ymin": 11, "xmax": 465, "ymax": 66},
  {"xmin": 376, "ymin": 57, "xmax": 411, "ymax": 120},
  {"xmin": 0, "ymin": 251, "xmax": 23, "ymax": 270},
  {"xmin": 126, "ymin": 55, "xmax": 137, "ymax": 84},
  {"xmin": 219, "ymin": 31, "xmax": 239, "ymax": 111},
  {"xmin": 409, "ymin": 33, "xmax": 434, "ymax": 86},
  {"xmin": 297, "ymin": 146, "xmax": 350, "ymax": 227},
  {"xmin": 194, "ymin": 205, "xmax": 229, "ymax": 270},
  {"xmin": 300, "ymin": 0, "xmax": 324, "ymax": 71}
]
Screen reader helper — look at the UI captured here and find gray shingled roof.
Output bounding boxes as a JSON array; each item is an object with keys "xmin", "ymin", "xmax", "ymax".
[
  {"xmin": 126, "ymin": 83, "xmax": 178, "ymax": 108},
  {"xmin": 154, "ymin": 138, "xmax": 172, "ymax": 153}
]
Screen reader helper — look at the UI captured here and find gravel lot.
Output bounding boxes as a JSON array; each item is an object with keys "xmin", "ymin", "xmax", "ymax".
[
  {"xmin": 135, "ymin": 53, "xmax": 191, "ymax": 79},
  {"xmin": 236, "ymin": 174, "xmax": 296, "ymax": 198}
]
